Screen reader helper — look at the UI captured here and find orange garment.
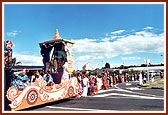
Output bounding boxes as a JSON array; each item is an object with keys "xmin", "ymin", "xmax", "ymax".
[{"xmin": 102, "ymin": 75, "xmax": 108, "ymax": 90}]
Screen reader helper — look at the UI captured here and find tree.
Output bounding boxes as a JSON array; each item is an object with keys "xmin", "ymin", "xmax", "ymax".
[
  {"xmin": 12, "ymin": 58, "xmax": 16, "ymax": 66},
  {"xmin": 16, "ymin": 62, "xmax": 22, "ymax": 66},
  {"xmin": 105, "ymin": 62, "xmax": 110, "ymax": 68},
  {"xmin": 120, "ymin": 65, "xmax": 124, "ymax": 69},
  {"xmin": 12, "ymin": 58, "xmax": 22, "ymax": 66}
]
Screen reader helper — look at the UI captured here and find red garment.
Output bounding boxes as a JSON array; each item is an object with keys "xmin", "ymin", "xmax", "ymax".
[
  {"xmin": 94, "ymin": 86, "xmax": 98, "ymax": 94},
  {"xmin": 105, "ymin": 68, "xmax": 109, "ymax": 76},
  {"xmin": 102, "ymin": 75, "xmax": 108, "ymax": 90}
]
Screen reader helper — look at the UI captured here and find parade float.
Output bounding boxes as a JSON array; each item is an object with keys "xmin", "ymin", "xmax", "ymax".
[{"xmin": 5, "ymin": 29, "xmax": 79, "ymax": 111}]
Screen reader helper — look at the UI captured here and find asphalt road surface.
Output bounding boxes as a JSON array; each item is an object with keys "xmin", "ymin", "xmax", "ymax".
[{"xmin": 23, "ymin": 81, "xmax": 165, "ymax": 112}]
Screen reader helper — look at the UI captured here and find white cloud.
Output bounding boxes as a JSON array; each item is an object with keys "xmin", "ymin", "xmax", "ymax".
[
  {"xmin": 102, "ymin": 37, "xmax": 110, "ymax": 42},
  {"xmin": 76, "ymin": 55, "xmax": 91, "ymax": 61},
  {"xmin": 6, "ymin": 30, "xmax": 21, "ymax": 37},
  {"xmin": 13, "ymin": 52, "xmax": 43, "ymax": 66},
  {"xmin": 135, "ymin": 31, "xmax": 154, "ymax": 37},
  {"xmin": 121, "ymin": 56, "xmax": 141, "ymax": 60},
  {"xmin": 111, "ymin": 30, "xmax": 125, "ymax": 34},
  {"xmin": 11, "ymin": 27, "xmax": 164, "ymax": 68},
  {"xmin": 143, "ymin": 26, "xmax": 154, "ymax": 30},
  {"xmin": 73, "ymin": 27, "xmax": 164, "ymax": 63}
]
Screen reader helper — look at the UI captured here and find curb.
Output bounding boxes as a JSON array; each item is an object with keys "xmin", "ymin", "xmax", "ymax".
[
  {"xmin": 151, "ymin": 87, "xmax": 164, "ymax": 90},
  {"xmin": 136, "ymin": 84, "xmax": 164, "ymax": 90}
]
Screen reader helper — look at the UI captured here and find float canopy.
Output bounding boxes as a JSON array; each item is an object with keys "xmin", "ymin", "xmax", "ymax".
[{"xmin": 39, "ymin": 29, "xmax": 75, "ymax": 45}]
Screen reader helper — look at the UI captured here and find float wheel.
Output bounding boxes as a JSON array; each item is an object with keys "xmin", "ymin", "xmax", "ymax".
[
  {"xmin": 27, "ymin": 90, "xmax": 38, "ymax": 105},
  {"xmin": 68, "ymin": 86, "xmax": 74, "ymax": 97}
]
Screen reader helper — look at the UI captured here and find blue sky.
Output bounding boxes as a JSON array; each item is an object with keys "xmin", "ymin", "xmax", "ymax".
[{"xmin": 3, "ymin": 3, "xmax": 165, "ymax": 70}]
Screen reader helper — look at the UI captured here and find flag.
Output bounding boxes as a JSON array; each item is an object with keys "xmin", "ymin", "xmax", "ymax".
[
  {"xmin": 91, "ymin": 63, "xmax": 98, "ymax": 70},
  {"xmin": 82, "ymin": 62, "xmax": 89, "ymax": 70}
]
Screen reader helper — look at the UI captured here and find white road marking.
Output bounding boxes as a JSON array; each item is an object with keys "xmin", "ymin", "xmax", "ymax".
[
  {"xmin": 92, "ymin": 85, "xmax": 163, "ymax": 100},
  {"xmin": 92, "ymin": 93, "xmax": 164, "ymax": 100},
  {"xmin": 97, "ymin": 87, "xmax": 156, "ymax": 97},
  {"xmin": 97, "ymin": 88, "xmax": 118, "ymax": 93},
  {"xmin": 126, "ymin": 87, "xmax": 144, "ymax": 90},
  {"xmin": 45, "ymin": 83, "xmax": 164, "ymax": 112},
  {"xmin": 125, "ymin": 83, "xmax": 132, "ymax": 86},
  {"xmin": 114, "ymin": 85, "xmax": 163, "ymax": 97},
  {"xmin": 46, "ymin": 106, "xmax": 117, "ymax": 112}
]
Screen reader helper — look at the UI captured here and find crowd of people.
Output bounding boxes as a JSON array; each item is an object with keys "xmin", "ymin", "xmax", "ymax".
[
  {"xmin": 71, "ymin": 69, "xmax": 164, "ymax": 98},
  {"xmin": 72, "ymin": 69, "xmax": 119, "ymax": 98},
  {"xmin": 11, "ymin": 69, "xmax": 55, "ymax": 90},
  {"xmin": 10, "ymin": 68, "xmax": 164, "ymax": 96}
]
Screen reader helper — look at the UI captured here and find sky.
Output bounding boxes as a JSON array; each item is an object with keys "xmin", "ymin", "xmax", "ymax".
[{"xmin": 3, "ymin": 2, "xmax": 165, "ymax": 70}]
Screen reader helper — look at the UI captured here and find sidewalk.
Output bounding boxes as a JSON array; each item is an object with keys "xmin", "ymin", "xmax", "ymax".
[{"xmin": 138, "ymin": 78, "xmax": 164, "ymax": 90}]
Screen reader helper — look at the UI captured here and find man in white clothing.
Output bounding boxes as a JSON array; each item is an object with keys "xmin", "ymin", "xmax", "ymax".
[
  {"xmin": 139, "ymin": 72, "xmax": 143, "ymax": 85},
  {"xmin": 81, "ymin": 75, "xmax": 89, "ymax": 97}
]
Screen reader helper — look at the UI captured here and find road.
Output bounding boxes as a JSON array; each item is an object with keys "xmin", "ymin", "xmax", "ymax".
[{"xmin": 23, "ymin": 81, "xmax": 165, "ymax": 112}]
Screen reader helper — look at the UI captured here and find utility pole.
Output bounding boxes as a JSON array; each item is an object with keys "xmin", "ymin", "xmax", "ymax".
[{"xmin": 144, "ymin": 59, "xmax": 150, "ymax": 82}]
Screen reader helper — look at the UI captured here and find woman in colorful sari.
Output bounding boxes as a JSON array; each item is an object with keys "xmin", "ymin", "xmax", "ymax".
[
  {"xmin": 89, "ymin": 76, "xmax": 95, "ymax": 96},
  {"xmin": 101, "ymin": 73, "xmax": 108, "ymax": 90},
  {"xmin": 43, "ymin": 71, "xmax": 54, "ymax": 86},
  {"xmin": 11, "ymin": 69, "xmax": 30, "ymax": 91},
  {"xmin": 75, "ymin": 72, "xmax": 83, "ymax": 98}
]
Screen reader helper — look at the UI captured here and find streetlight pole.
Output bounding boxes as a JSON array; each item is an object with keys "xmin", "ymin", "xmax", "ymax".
[
  {"xmin": 147, "ymin": 60, "xmax": 149, "ymax": 82},
  {"xmin": 145, "ymin": 59, "xmax": 150, "ymax": 82},
  {"xmin": 160, "ymin": 54, "xmax": 163, "ymax": 64}
]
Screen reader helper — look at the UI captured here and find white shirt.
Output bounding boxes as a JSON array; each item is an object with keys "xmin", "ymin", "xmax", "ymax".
[
  {"xmin": 82, "ymin": 77, "xmax": 89, "ymax": 87},
  {"xmin": 62, "ymin": 62, "xmax": 69, "ymax": 79}
]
